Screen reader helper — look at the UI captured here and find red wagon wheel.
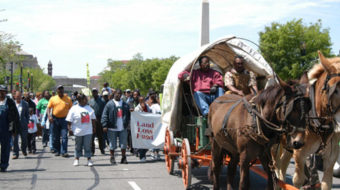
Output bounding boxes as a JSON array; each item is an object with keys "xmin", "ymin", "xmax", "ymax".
[
  {"xmin": 164, "ymin": 128, "xmax": 175, "ymax": 174},
  {"xmin": 181, "ymin": 138, "xmax": 191, "ymax": 189}
]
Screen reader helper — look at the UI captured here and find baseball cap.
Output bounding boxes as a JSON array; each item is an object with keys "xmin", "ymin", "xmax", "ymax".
[
  {"xmin": 126, "ymin": 89, "xmax": 131, "ymax": 93},
  {"xmin": 92, "ymin": 88, "xmax": 98, "ymax": 92},
  {"xmin": 102, "ymin": 91, "xmax": 109, "ymax": 96},
  {"xmin": 56, "ymin": 85, "xmax": 64, "ymax": 89}
]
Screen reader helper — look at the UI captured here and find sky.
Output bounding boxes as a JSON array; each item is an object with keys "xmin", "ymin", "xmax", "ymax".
[{"xmin": 1, "ymin": 0, "xmax": 340, "ymax": 78}]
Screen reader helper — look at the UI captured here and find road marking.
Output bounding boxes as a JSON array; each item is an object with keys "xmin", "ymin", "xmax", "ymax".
[
  {"xmin": 123, "ymin": 168, "xmax": 129, "ymax": 171},
  {"xmin": 128, "ymin": 181, "xmax": 142, "ymax": 190}
]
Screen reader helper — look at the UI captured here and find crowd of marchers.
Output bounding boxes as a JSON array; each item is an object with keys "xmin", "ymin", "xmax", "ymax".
[{"xmin": 0, "ymin": 82, "xmax": 162, "ymax": 172}]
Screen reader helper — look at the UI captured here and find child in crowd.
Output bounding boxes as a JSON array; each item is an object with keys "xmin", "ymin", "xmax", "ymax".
[{"xmin": 27, "ymin": 108, "xmax": 39, "ymax": 154}]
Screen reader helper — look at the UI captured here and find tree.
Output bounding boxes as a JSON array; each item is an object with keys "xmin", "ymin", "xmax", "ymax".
[
  {"xmin": 0, "ymin": 33, "xmax": 23, "ymax": 84},
  {"xmin": 99, "ymin": 54, "xmax": 178, "ymax": 95},
  {"xmin": 259, "ymin": 19, "xmax": 332, "ymax": 80},
  {"xmin": 13, "ymin": 67, "xmax": 55, "ymax": 93}
]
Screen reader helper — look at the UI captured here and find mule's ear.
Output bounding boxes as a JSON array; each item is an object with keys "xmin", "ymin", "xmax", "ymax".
[
  {"xmin": 277, "ymin": 74, "xmax": 288, "ymax": 87},
  {"xmin": 299, "ymin": 72, "xmax": 309, "ymax": 84},
  {"xmin": 318, "ymin": 50, "xmax": 334, "ymax": 74},
  {"xmin": 277, "ymin": 74, "xmax": 293, "ymax": 94}
]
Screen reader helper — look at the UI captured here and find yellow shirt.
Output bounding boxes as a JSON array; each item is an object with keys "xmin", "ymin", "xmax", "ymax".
[{"xmin": 47, "ymin": 94, "xmax": 72, "ymax": 118}]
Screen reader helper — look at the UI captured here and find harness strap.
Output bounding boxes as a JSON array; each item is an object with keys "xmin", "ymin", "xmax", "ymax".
[
  {"xmin": 309, "ymin": 82, "xmax": 322, "ymax": 128},
  {"xmin": 222, "ymin": 99, "xmax": 242, "ymax": 129}
]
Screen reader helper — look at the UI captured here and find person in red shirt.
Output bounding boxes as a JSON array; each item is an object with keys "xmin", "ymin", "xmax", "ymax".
[{"xmin": 178, "ymin": 56, "xmax": 224, "ymax": 116}]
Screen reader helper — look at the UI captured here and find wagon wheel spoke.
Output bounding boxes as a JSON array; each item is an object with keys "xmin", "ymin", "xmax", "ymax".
[
  {"xmin": 164, "ymin": 129, "xmax": 175, "ymax": 174},
  {"xmin": 181, "ymin": 138, "xmax": 191, "ymax": 189}
]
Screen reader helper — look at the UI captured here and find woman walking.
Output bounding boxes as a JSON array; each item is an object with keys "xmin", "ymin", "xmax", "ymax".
[{"xmin": 66, "ymin": 94, "xmax": 96, "ymax": 166}]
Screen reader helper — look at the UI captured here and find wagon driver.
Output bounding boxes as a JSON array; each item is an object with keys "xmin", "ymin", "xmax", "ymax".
[
  {"xmin": 178, "ymin": 56, "xmax": 224, "ymax": 116},
  {"xmin": 225, "ymin": 55, "xmax": 258, "ymax": 96}
]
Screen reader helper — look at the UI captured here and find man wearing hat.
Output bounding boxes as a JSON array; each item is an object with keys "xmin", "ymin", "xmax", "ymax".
[
  {"xmin": 0, "ymin": 85, "xmax": 20, "ymax": 172},
  {"xmin": 102, "ymin": 90, "xmax": 110, "ymax": 103},
  {"xmin": 89, "ymin": 88, "xmax": 106, "ymax": 155},
  {"xmin": 47, "ymin": 85, "xmax": 72, "ymax": 157}
]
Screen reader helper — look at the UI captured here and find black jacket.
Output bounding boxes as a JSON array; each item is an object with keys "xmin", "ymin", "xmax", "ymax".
[
  {"xmin": 101, "ymin": 100, "xmax": 130, "ymax": 129},
  {"xmin": 6, "ymin": 97, "xmax": 20, "ymax": 134}
]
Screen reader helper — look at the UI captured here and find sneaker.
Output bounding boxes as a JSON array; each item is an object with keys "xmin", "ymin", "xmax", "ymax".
[
  {"xmin": 0, "ymin": 168, "xmax": 7, "ymax": 172},
  {"xmin": 120, "ymin": 156, "xmax": 128, "ymax": 164},
  {"xmin": 87, "ymin": 160, "xmax": 93, "ymax": 167},
  {"xmin": 62, "ymin": 153, "xmax": 69, "ymax": 158},
  {"xmin": 12, "ymin": 155, "xmax": 18, "ymax": 159},
  {"xmin": 55, "ymin": 153, "xmax": 60, "ymax": 156},
  {"xmin": 23, "ymin": 152, "xmax": 27, "ymax": 156},
  {"xmin": 140, "ymin": 157, "xmax": 146, "ymax": 163},
  {"xmin": 43, "ymin": 143, "xmax": 47, "ymax": 147},
  {"xmin": 110, "ymin": 157, "xmax": 116, "ymax": 165},
  {"xmin": 73, "ymin": 159, "xmax": 79, "ymax": 166}
]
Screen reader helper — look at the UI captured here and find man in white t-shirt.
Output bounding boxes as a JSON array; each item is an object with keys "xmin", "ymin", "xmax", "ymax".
[{"xmin": 101, "ymin": 89, "xmax": 130, "ymax": 165}]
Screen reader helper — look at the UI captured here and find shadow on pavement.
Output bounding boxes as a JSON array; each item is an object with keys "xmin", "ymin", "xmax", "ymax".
[{"xmin": 7, "ymin": 168, "xmax": 46, "ymax": 173}]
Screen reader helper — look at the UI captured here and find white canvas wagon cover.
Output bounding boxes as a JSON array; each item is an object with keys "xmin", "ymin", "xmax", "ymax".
[{"xmin": 162, "ymin": 35, "xmax": 275, "ymax": 131}]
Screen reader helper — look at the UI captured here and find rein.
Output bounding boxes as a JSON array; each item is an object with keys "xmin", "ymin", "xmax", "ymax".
[{"xmin": 215, "ymin": 89, "xmax": 306, "ymax": 140}]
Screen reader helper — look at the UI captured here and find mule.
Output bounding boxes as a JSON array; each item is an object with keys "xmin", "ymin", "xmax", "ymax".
[
  {"xmin": 208, "ymin": 76, "xmax": 311, "ymax": 190},
  {"xmin": 276, "ymin": 51, "xmax": 340, "ymax": 190}
]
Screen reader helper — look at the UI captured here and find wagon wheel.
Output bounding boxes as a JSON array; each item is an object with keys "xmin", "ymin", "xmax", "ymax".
[
  {"xmin": 181, "ymin": 138, "xmax": 192, "ymax": 189},
  {"xmin": 164, "ymin": 128, "xmax": 175, "ymax": 174}
]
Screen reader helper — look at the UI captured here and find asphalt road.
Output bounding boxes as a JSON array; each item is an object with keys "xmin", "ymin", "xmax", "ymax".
[{"xmin": 1, "ymin": 138, "xmax": 340, "ymax": 190}]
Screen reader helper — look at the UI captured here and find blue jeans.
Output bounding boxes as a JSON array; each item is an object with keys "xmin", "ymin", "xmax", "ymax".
[
  {"xmin": 107, "ymin": 129, "xmax": 128, "ymax": 150},
  {"xmin": 42, "ymin": 127, "xmax": 49, "ymax": 145},
  {"xmin": 52, "ymin": 117, "xmax": 68, "ymax": 154},
  {"xmin": 13, "ymin": 125, "xmax": 28, "ymax": 156},
  {"xmin": 0, "ymin": 131, "xmax": 11, "ymax": 169},
  {"xmin": 194, "ymin": 87, "xmax": 224, "ymax": 116},
  {"xmin": 138, "ymin": 149, "xmax": 148, "ymax": 159},
  {"xmin": 49, "ymin": 123, "xmax": 54, "ymax": 150},
  {"xmin": 75, "ymin": 134, "xmax": 92, "ymax": 158}
]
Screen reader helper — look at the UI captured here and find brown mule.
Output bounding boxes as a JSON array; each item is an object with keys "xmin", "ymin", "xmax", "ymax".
[
  {"xmin": 277, "ymin": 51, "xmax": 340, "ymax": 190},
  {"xmin": 209, "ymin": 76, "xmax": 311, "ymax": 190}
]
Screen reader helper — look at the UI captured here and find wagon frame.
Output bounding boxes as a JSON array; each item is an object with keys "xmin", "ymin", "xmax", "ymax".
[{"xmin": 162, "ymin": 36, "xmax": 298, "ymax": 189}]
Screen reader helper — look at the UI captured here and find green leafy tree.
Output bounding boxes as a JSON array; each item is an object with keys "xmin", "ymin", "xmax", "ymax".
[
  {"xmin": 99, "ymin": 54, "xmax": 178, "ymax": 95},
  {"xmin": 0, "ymin": 33, "xmax": 23, "ymax": 84},
  {"xmin": 259, "ymin": 19, "xmax": 332, "ymax": 80},
  {"xmin": 13, "ymin": 67, "xmax": 55, "ymax": 93}
]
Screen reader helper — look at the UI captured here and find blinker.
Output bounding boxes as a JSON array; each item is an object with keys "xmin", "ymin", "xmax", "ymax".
[{"xmin": 328, "ymin": 81, "xmax": 340, "ymax": 99}]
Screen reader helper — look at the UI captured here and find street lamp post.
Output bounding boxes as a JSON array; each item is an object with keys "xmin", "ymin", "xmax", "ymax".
[
  {"xmin": 31, "ymin": 74, "xmax": 33, "ymax": 92},
  {"xmin": 10, "ymin": 62, "xmax": 13, "ymax": 92},
  {"xmin": 20, "ymin": 66, "xmax": 23, "ymax": 93},
  {"xmin": 27, "ymin": 72, "xmax": 30, "ymax": 90}
]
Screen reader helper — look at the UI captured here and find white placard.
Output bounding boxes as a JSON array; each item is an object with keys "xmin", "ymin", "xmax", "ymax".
[{"xmin": 130, "ymin": 112, "xmax": 165, "ymax": 149}]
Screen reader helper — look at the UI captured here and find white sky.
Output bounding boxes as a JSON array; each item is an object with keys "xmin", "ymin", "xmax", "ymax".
[{"xmin": 1, "ymin": 0, "xmax": 340, "ymax": 78}]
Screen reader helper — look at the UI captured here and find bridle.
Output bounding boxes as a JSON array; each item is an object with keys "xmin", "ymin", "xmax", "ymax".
[
  {"xmin": 273, "ymin": 86, "xmax": 310, "ymax": 135},
  {"xmin": 322, "ymin": 73, "xmax": 340, "ymax": 115}
]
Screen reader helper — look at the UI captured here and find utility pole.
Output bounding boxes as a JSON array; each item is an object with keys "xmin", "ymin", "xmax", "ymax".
[{"xmin": 201, "ymin": 0, "xmax": 210, "ymax": 46}]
